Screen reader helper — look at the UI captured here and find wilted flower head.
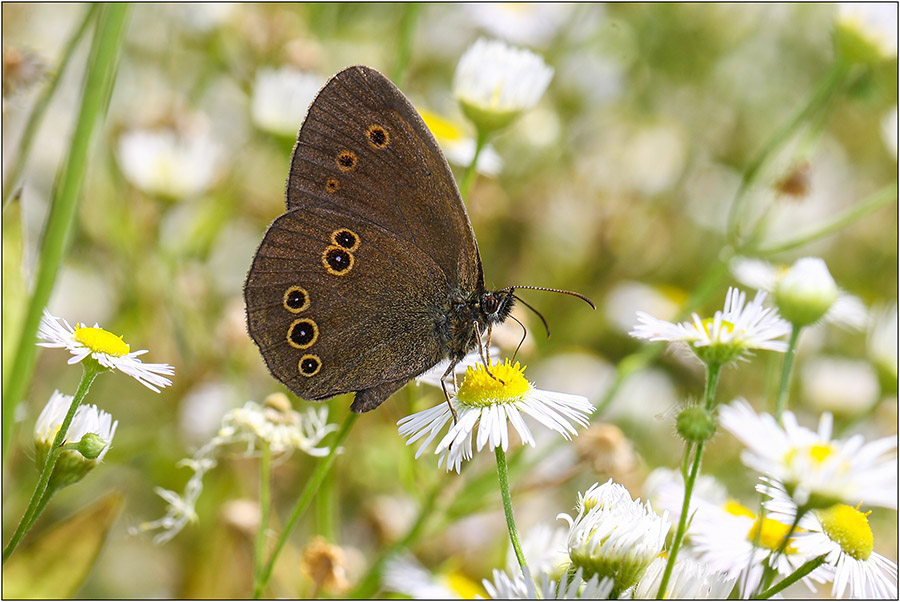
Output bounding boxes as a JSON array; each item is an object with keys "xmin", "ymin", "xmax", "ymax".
[
  {"xmin": 630, "ymin": 287, "xmax": 790, "ymax": 366},
  {"xmin": 719, "ymin": 399, "xmax": 897, "ymax": 510},
  {"xmin": 399, "ymin": 360, "xmax": 593, "ymax": 472},
  {"xmin": 453, "ymin": 38, "xmax": 553, "ymax": 133},
  {"xmin": 34, "ymin": 391, "xmax": 118, "ymax": 488},
  {"xmin": 301, "ymin": 536, "xmax": 350, "ymax": 594},
  {"xmin": 557, "ymin": 480, "xmax": 670, "ymax": 597},
  {"xmin": 38, "ymin": 310, "xmax": 174, "ymax": 392},
  {"xmin": 251, "ymin": 66, "xmax": 322, "ymax": 137}
]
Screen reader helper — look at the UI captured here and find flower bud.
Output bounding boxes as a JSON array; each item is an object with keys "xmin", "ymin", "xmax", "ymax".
[
  {"xmin": 676, "ymin": 406, "xmax": 716, "ymax": 443},
  {"xmin": 775, "ymin": 257, "xmax": 838, "ymax": 327}
]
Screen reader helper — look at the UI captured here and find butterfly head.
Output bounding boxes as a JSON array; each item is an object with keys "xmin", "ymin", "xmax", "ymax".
[{"xmin": 481, "ymin": 290, "xmax": 515, "ymax": 325}]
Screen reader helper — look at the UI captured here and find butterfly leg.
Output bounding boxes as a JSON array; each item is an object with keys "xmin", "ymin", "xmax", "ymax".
[
  {"xmin": 439, "ymin": 362, "xmax": 460, "ymax": 424},
  {"xmin": 473, "ymin": 321, "xmax": 505, "ymax": 384}
]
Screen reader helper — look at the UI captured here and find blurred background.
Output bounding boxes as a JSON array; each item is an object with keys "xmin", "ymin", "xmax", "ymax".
[{"xmin": 2, "ymin": 3, "xmax": 896, "ymax": 597}]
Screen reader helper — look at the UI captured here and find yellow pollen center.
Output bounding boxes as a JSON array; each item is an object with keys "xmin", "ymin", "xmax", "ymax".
[
  {"xmin": 419, "ymin": 109, "xmax": 465, "ymax": 142},
  {"xmin": 785, "ymin": 442, "xmax": 837, "ymax": 466},
  {"xmin": 442, "ymin": 570, "xmax": 486, "ymax": 599},
  {"xmin": 748, "ymin": 516, "xmax": 798, "ymax": 553},
  {"xmin": 701, "ymin": 317, "xmax": 734, "ymax": 338},
  {"xmin": 817, "ymin": 504, "xmax": 874, "ymax": 561},
  {"xmin": 456, "ymin": 360, "xmax": 530, "ymax": 407},
  {"xmin": 73, "ymin": 325, "xmax": 130, "ymax": 357},
  {"xmin": 724, "ymin": 500, "xmax": 757, "ymax": 519}
]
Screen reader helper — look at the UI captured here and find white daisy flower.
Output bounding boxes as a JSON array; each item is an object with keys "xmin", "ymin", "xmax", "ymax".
[
  {"xmin": 763, "ymin": 480, "xmax": 899, "ymax": 599},
  {"xmin": 835, "ymin": 2, "xmax": 898, "ymax": 60},
  {"xmin": 251, "ymin": 66, "xmax": 323, "ymax": 137},
  {"xmin": 508, "ymin": 523, "xmax": 571, "ymax": 582},
  {"xmin": 867, "ymin": 301, "xmax": 898, "ymax": 385},
  {"xmin": 453, "ymin": 38, "xmax": 553, "ymax": 132},
  {"xmin": 415, "ymin": 346, "xmax": 500, "ymax": 389},
  {"xmin": 34, "ymin": 391, "xmax": 118, "ymax": 488},
  {"xmin": 464, "ymin": 3, "xmax": 575, "ymax": 47},
  {"xmin": 630, "ymin": 287, "xmax": 791, "ymax": 366},
  {"xmin": 383, "ymin": 553, "xmax": 484, "ymax": 599},
  {"xmin": 881, "ymin": 105, "xmax": 898, "ymax": 158},
  {"xmin": 37, "ymin": 310, "xmax": 174, "ymax": 392},
  {"xmin": 398, "ymin": 359, "xmax": 593, "ymax": 473},
  {"xmin": 718, "ymin": 399, "xmax": 897, "ymax": 510},
  {"xmin": 655, "ymin": 478, "xmax": 828, "ymax": 597},
  {"xmin": 117, "ymin": 121, "xmax": 222, "ymax": 199},
  {"xmin": 418, "ymin": 108, "xmax": 503, "ymax": 176},
  {"xmin": 632, "ymin": 555, "xmax": 736, "ymax": 599},
  {"xmin": 482, "ymin": 566, "xmax": 613, "ymax": 600},
  {"xmin": 730, "ymin": 256, "xmax": 868, "ymax": 330},
  {"xmin": 800, "ymin": 356, "xmax": 880, "ymax": 415},
  {"xmin": 557, "ymin": 480, "xmax": 670, "ymax": 597}
]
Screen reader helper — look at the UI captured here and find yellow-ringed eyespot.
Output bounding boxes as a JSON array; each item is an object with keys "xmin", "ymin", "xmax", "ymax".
[
  {"xmin": 322, "ymin": 245, "xmax": 354, "ymax": 275},
  {"xmin": 330, "ymin": 228, "xmax": 360, "ymax": 251},
  {"xmin": 299, "ymin": 354, "xmax": 321, "ymax": 377},
  {"xmin": 283, "ymin": 286, "xmax": 310, "ymax": 313},
  {"xmin": 287, "ymin": 318, "xmax": 318, "ymax": 349}
]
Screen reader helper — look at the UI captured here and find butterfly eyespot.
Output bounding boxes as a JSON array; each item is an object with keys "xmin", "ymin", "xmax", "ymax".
[
  {"xmin": 283, "ymin": 286, "xmax": 310, "ymax": 313},
  {"xmin": 366, "ymin": 124, "xmax": 390, "ymax": 149},
  {"xmin": 336, "ymin": 150, "xmax": 358, "ymax": 171},
  {"xmin": 287, "ymin": 318, "xmax": 318, "ymax": 349},
  {"xmin": 299, "ymin": 354, "xmax": 321, "ymax": 377},
  {"xmin": 331, "ymin": 228, "xmax": 360, "ymax": 251},
  {"xmin": 322, "ymin": 245, "xmax": 354, "ymax": 275},
  {"xmin": 325, "ymin": 178, "xmax": 340, "ymax": 193}
]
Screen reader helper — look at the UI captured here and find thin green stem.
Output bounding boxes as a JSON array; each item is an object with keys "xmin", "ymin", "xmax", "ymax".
[
  {"xmin": 3, "ymin": 362, "xmax": 101, "ymax": 562},
  {"xmin": 756, "ymin": 506, "xmax": 807, "ymax": 595},
  {"xmin": 348, "ymin": 478, "xmax": 443, "ymax": 598},
  {"xmin": 391, "ymin": 3, "xmax": 421, "ymax": 87},
  {"xmin": 726, "ymin": 59, "xmax": 850, "ymax": 245},
  {"xmin": 754, "ymin": 183, "xmax": 897, "ymax": 256},
  {"xmin": 459, "ymin": 129, "xmax": 490, "ymax": 202},
  {"xmin": 253, "ymin": 441, "xmax": 272, "ymax": 590},
  {"xmin": 657, "ymin": 361, "xmax": 721, "ymax": 597},
  {"xmin": 315, "ymin": 468, "xmax": 336, "ymax": 541},
  {"xmin": 495, "ymin": 446, "xmax": 527, "ymax": 574},
  {"xmin": 754, "ymin": 554, "xmax": 827, "ymax": 599},
  {"xmin": 774, "ymin": 324, "xmax": 801, "ymax": 424},
  {"xmin": 2, "ymin": 5, "xmax": 98, "ymax": 208},
  {"xmin": 2, "ymin": 3, "xmax": 130, "ymax": 458},
  {"xmin": 253, "ymin": 412, "xmax": 358, "ymax": 598}
]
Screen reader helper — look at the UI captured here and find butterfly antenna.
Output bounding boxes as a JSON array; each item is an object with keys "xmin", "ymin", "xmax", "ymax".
[
  {"xmin": 512, "ymin": 294, "xmax": 551, "ymax": 338},
  {"xmin": 506, "ymin": 285, "xmax": 596, "ymax": 310},
  {"xmin": 508, "ymin": 313, "xmax": 528, "ymax": 361}
]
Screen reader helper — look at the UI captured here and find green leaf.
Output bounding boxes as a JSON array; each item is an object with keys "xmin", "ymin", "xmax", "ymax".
[{"xmin": 2, "ymin": 492, "xmax": 124, "ymax": 598}]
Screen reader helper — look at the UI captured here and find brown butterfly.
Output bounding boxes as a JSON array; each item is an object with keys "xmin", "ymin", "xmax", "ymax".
[{"xmin": 244, "ymin": 66, "xmax": 591, "ymax": 414}]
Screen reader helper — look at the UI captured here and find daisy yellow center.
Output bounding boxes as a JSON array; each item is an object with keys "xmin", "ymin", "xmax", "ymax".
[
  {"xmin": 817, "ymin": 504, "xmax": 874, "ymax": 561},
  {"xmin": 701, "ymin": 317, "xmax": 734, "ymax": 339},
  {"xmin": 73, "ymin": 325, "xmax": 130, "ymax": 357},
  {"xmin": 784, "ymin": 442, "xmax": 838, "ymax": 467},
  {"xmin": 724, "ymin": 500, "xmax": 757, "ymax": 519},
  {"xmin": 456, "ymin": 360, "xmax": 530, "ymax": 407},
  {"xmin": 748, "ymin": 516, "xmax": 798, "ymax": 553},
  {"xmin": 419, "ymin": 109, "xmax": 465, "ymax": 142},
  {"xmin": 441, "ymin": 569, "xmax": 486, "ymax": 599}
]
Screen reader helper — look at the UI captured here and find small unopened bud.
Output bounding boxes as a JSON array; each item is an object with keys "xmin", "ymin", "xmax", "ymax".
[
  {"xmin": 676, "ymin": 406, "xmax": 716, "ymax": 443},
  {"xmin": 775, "ymin": 257, "xmax": 838, "ymax": 327},
  {"xmin": 76, "ymin": 433, "xmax": 108, "ymax": 460}
]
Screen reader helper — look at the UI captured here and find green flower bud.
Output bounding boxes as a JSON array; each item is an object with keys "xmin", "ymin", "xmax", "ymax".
[
  {"xmin": 676, "ymin": 406, "xmax": 716, "ymax": 443},
  {"xmin": 775, "ymin": 257, "xmax": 838, "ymax": 327},
  {"xmin": 76, "ymin": 433, "xmax": 108, "ymax": 460}
]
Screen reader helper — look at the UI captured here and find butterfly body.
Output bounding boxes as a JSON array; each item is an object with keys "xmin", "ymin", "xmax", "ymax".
[{"xmin": 245, "ymin": 65, "xmax": 515, "ymax": 413}]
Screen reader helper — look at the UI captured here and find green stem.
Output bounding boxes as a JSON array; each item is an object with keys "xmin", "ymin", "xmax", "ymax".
[
  {"xmin": 754, "ymin": 554, "xmax": 827, "ymax": 599},
  {"xmin": 726, "ymin": 59, "xmax": 850, "ymax": 245},
  {"xmin": 657, "ymin": 361, "xmax": 721, "ymax": 598},
  {"xmin": 253, "ymin": 441, "xmax": 272, "ymax": 590},
  {"xmin": 459, "ymin": 129, "xmax": 490, "ymax": 202},
  {"xmin": 2, "ymin": 5, "xmax": 98, "ymax": 208},
  {"xmin": 348, "ymin": 478, "xmax": 443, "ymax": 598},
  {"xmin": 3, "ymin": 362, "xmax": 101, "ymax": 562},
  {"xmin": 494, "ymin": 446, "xmax": 527, "ymax": 574},
  {"xmin": 315, "ymin": 467, "xmax": 336, "ymax": 541},
  {"xmin": 2, "ymin": 3, "xmax": 129, "ymax": 459},
  {"xmin": 756, "ymin": 506, "xmax": 807, "ymax": 595},
  {"xmin": 391, "ymin": 3, "xmax": 421, "ymax": 87},
  {"xmin": 774, "ymin": 324, "xmax": 801, "ymax": 424},
  {"xmin": 754, "ymin": 183, "xmax": 897, "ymax": 256},
  {"xmin": 253, "ymin": 412, "xmax": 358, "ymax": 598}
]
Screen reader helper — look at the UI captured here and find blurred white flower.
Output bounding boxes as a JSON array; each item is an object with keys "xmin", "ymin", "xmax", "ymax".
[
  {"xmin": 868, "ymin": 302, "xmax": 898, "ymax": 385},
  {"xmin": 774, "ymin": 257, "xmax": 839, "ymax": 327},
  {"xmin": 604, "ymin": 281, "xmax": 683, "ymax": 333},
  {"xmin": 383, "ymin": 553, "xmax": 482, "ymax": 599},
  {"xmin": 763, "ymin": 480, "xmax": 899, "ymax": 599},
  {"xmin": 117, "ymin": 122, "xmax": 222, "ymax": 199},
  {"xmin": 731, "ymin": 256, "xmax": 868, "ymax": 330},
  {"xmin": 454, "ymin": 38, "xmax": 553, "ymax": 131},
  {"xmin": 418, "ymin": 109, "xmax": 503, "ymax": 175},
  {"xmin": 251, "ymin": 66, "xmax": 323, "ymax": 137},
  {"xmin": 483, "ymin": 566, "xmax": 613, "ymax": 600},
  {"xmin": 464, "ymin": 3, "xmax": 575, "ymax": 46},
  {"xmin": 558, "ymin": 480, "xmax": 669, "ymax": 596},
  {"xmin": 507, "ymin": 523, "xmax": 571, "ymax": 582},
  {"xmin": 633, "ymin": 555, "xmax": 735, "ymax": 599},
  {"xmin": 630, "ymin": 287, "xmax": 790, "ymax": 366},
  {"xmin": 801, "ymin": 356, "xmax": 880, "ymax": 415},
  {"xmin": 38, "ymin": 309, "xmax": 174, "ymax": 392},
  {"xmin": 718, "ymin": 399, "xmax": 897, "ymax": 510},
  {"xmin": 835, "ymin": 3, "xmax": 898, "ymax": 60},
  {"xmin": 34, "ymin": 391, "xmax": 118, "ymax": 487},
  {"xmin": 400, "ymin": 360, "xmax": 593, "ymax": 472},
  {"xmin": 882, "ymin": 105, "xmax": 898, "ymax": 158}
]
